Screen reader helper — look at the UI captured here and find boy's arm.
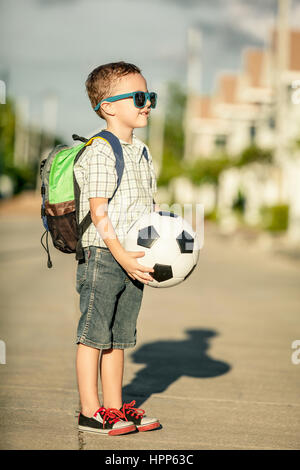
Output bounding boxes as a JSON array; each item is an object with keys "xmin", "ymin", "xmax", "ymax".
[
  {"xmin": 89, "ymin": 197, "xmax": 126, "ymax": 262},
  {"xmin": 89, "ymin": 197, "xmax": 154, "ymax": 284}
]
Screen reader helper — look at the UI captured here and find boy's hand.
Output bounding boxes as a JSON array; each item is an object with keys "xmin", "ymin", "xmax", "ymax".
[
  {"xmin": 118, "ymin": 250, "xmax": 155, "ymax": 285},
  {"xmin": 153, "ymin": 199, "xmax": 161, "ymax": 212}
]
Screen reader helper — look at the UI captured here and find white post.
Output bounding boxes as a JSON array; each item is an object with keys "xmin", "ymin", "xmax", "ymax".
[{"xmin": 0, "ymin": 79, "xmax": 6, "ymax": 105}]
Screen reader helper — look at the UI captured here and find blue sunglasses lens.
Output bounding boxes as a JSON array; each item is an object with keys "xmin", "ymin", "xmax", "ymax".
[
  {"xmin": 149, "ymin": 92, "xmax": 157, "ymax": 108},
  {"xmin": 134, "ymin": 92, "xmax": 157, "ymax": 108}
]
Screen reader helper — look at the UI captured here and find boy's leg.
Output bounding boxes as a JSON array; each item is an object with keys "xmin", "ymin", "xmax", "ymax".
[
  {"xmin": 100, "ymin": 348, "xmax": 124, "ymax": 410},
  {"xmin": 76, "ymin": 247, "xmax": 126, "ymax": 415},
  {"xmin": 76, "ymin": 343, "xmax": 101, "ymax": 417}
]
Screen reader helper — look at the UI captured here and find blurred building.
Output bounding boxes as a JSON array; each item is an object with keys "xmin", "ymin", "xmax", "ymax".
[
  {"xmin": 187, "ymin": 28, "xmax": 300, "ymax": 161},
  {"xmin": 178, "ymin": 27, "xmax": 300, "ymax": 243}
]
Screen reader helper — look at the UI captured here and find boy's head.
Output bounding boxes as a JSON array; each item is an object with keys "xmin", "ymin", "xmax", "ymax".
[{"xmin": 85, "ymin": 61, "xmax": 152, "ymax": 129}]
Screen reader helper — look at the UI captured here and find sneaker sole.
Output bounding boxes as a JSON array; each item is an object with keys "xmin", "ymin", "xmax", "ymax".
[
  {"xmin": 78, "ymin": 424, "xmax": 136, "ymax": 436},
  {"xmin": 136, "ymin": 421, "xmax": 161, "ymax": 432}
]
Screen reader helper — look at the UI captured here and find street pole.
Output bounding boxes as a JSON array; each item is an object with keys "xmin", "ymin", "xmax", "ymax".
[
  {"xmin": 183, "ymin": 26, "xmax": 202, "ymax": 163},
  {"xmin": 274, "ymin": 0, "xmax": 290, "ymax": 203},
  {"xmin": 148, "ymin": 80, "xmax": 167, "ymax": 178}
]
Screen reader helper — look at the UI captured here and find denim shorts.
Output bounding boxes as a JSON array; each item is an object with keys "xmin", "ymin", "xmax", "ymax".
[{"xmin": 75, "ymin": 245, "xmax": 144, "ymax": 350}]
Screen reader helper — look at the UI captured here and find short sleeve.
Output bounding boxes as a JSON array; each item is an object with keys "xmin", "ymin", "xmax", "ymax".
[{"xmin": 85, "ymin": 139, "xmax": 118, "ymax": 199}]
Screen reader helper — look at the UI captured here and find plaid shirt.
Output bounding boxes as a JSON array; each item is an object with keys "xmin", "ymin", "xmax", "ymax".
[{"xmin": 73, "ymin": 131, "xmax": 158, "ymax": 249}]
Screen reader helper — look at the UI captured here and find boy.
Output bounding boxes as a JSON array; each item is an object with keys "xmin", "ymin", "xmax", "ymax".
[{"xmin": 74, "ymin": 61, "xmax": 161, "ymax": 435}]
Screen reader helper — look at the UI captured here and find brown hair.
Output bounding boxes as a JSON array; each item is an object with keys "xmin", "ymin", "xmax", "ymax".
[{"xmin": 85, "ymin": 61, "xmax": 142, "ymax": 119}]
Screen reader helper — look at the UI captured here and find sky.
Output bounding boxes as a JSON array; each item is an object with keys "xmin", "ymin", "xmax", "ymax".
[{"xmin": 0, "ymin": 0, "xmax": 300, "ymax": 143}]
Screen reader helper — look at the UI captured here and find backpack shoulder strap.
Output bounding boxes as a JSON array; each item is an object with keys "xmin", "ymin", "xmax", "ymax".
[
  {"xmin": 90, "ymin": 130, "xmax": 124, "ymax": 201},
  {"xmin": 74, "ymin": 130, "xmax": 125, "ymax": 261},
  {"xmin": 142, "ymin": 145, "xmax": 149, "ymax": 162}
]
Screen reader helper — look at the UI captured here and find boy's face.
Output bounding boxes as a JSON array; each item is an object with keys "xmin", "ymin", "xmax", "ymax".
[{"xmin": 101, "ymin": 73, "xmax": 151, "ymax": 129}]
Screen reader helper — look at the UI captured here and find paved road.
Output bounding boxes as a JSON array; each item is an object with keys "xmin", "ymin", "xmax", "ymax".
[{"xmin": 0, "ymin": 214, "xmax": 299, "ymax": 450}]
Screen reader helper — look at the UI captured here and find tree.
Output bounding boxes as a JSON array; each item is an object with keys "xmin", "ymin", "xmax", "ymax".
[
  {"xmin": 0, "ymin": 97, "xmax": 16, "ymax": 174},
  {"xmin": 158, "ymin": 81, "xmax": 187, "ymax": 187}
]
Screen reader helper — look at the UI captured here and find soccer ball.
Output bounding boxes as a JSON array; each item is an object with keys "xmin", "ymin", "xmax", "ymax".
[{"xmin": 124, "ymin": 210, "xmax": 200, "ymax": 288}]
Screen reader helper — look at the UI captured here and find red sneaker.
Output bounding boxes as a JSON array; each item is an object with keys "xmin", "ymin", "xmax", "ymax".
[
  {"xmin": 78, "ymin": 406, "xmax": 136, "ymax": 436},
  {"xmin": 120, "ymin": 400, "xmax": 161, "ymax": 432}
]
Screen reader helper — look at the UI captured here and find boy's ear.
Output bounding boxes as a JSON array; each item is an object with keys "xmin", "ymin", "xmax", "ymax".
[{"xmin": 101, "ymin": 101, "xmax": 115, "ymax": 116}]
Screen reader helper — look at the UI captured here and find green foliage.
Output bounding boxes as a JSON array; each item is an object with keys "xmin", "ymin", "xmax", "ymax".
[
  {"xmin": 0, "ymin": 96, "xmax": 64, "ymax": 195},
  {"xmin": 232, "ymin": 188, "xmax": 247, "ymax": 214},
  {"xmin": 291, "ymin": 131, "xmax": 300, "ymax": 151},
  {"xmin": 186, "ymin": 155, "xmax": 232, "ymax": 186},
  {"xmin": 260, "ymin": 204, "xmax": 289, "ymax": 232},
  {"xmin": 164, "ymin": 81, "xmax": 186, "ymax": 125},
  {"xmin": 158, "ymin": 82, "xmax": 186, "ymax": 187},
  {"xmin": 204, "ymin": 208, "xmax": 219, "ymax": 222},
  {"xmin": 157, "ymin": 148, "xmax": 183, "ymax": 187},
  {"xmin": 293, "ymin": 138, "xmax": 300, "ymax": 149},
  {"xmin": 236, "ymin": 145, "xmax": 273, "ymax": 167},
  {"xmin": 4, "ymin": 162, "xmax": 38, "ymax": 194},
  {"xmin": 185, "ymin": 145, "xmax": 273, "ymax": 190},
  {"xmin": 0, "ymin": 98, "xmax": 16, "ymax": 173}
]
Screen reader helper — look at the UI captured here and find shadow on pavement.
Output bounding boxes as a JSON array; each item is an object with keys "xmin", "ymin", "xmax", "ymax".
[{"xmin": 123, "ymin": 328, "xmax": 231, "ymax": 407}]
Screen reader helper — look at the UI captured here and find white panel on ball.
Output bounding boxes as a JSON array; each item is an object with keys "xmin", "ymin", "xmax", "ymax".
[{"xmin": 172, "ymin": 253, "xmax": 194, "ymax": 279}]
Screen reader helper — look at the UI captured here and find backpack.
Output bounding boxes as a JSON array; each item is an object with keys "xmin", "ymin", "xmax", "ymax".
[{"xmin": 40, "ymin": 130, "xmax": 127, "ymax": 268}]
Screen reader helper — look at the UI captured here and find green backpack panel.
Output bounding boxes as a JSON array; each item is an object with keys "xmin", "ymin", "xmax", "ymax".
[{"xmin": 40, "ymin": 131, "xmax": 125, "ymax": 268}]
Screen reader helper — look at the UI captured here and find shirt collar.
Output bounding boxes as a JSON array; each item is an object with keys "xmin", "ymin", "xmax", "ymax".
[{"xmin": 119, "ymin": 132, "xmax": 146, "ymax": 163}]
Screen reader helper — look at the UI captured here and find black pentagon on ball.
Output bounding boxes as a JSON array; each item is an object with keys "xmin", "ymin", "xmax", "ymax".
[
  {"xmin": 152, "ymin": 264, "xmax": 173, "ymax": 282},
  {"xmin": 184, "ymin": 264, "xmax": 196, "ymax": 281},
  {"xmin": 158, "ymin": 211, "xmax": 178, "ymax": 217},
  {"xmin": 137, "ymin": 225, "xmax": 160, "ymax": 249},
  {"xmin": 176, "ymin": 230, "xmax": 194, "ymax": 253}
]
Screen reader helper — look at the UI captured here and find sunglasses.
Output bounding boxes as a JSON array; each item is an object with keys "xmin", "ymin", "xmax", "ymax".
[{"xmin": 94, "ymin": 91, "xmax": 157, "ymax": 111}]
